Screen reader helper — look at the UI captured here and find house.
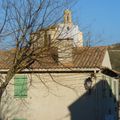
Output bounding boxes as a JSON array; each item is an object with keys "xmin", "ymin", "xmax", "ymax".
[
  {"xmin": 0, "ymin": 10, "xmax": 119, "ymax": 120},
  {"xmin": 31, "ymin": 9, "xmax": 83, "ymax": 48},
  {"xmin": 108, "ymin": 44, "xmax": 120, "ymax": 73}
]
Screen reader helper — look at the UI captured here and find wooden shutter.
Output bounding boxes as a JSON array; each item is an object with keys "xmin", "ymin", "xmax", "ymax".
[
  {"xmin": 13, "ymin": 118, "xmax": 26, "ymax": 120},
  {"xmin": 14, "ymin": 75, "xmax": 27, "ymax": 98}
]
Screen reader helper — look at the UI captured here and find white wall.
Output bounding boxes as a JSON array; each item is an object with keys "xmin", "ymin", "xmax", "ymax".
[
  {"xmin": 102, "ymin": 50, "xmax": 112, "ymax": 69},
  {"xmin": 0, "ymin": 72, "xmax": 118, "ymax": 120},
  {"xmin": 58, "ymin": 23, "xmax": 83, "ymax": 47}
]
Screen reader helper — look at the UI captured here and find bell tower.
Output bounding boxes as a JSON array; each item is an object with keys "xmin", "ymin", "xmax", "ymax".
[{"xmin": 64, "ymin": 9, "xmax": 72, "ymax": 25}]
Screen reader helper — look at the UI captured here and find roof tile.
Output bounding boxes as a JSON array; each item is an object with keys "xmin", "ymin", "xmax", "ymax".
[{"xmin": 0, "ymin": 46, "xmax": 107, "ymax": 69}]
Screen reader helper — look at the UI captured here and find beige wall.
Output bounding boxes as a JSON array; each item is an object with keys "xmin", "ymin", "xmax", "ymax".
[
  {"xmin": 0, "ymin": 72, "xmax": 118, "ymax": 120},
  {"xmin": 102, "ymin": 50, "xmax": 112, "ymax": 69}
]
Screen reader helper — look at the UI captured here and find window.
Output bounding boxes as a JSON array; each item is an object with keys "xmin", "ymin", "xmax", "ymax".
[
  {"xmin": 67, "ymin": 26, "xmax": 70, "ymax": 31},
  {"xmin": 14, "ymin": 75, "xmax": 27, "ymax": 98},
  {"xmin": 67, "ymin": 15, "xmax": 69, "ymax": 22}
]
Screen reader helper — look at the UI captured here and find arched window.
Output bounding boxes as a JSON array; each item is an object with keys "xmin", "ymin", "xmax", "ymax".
[{"xmin": 67, "ymin": 14, "xmax": 69, "ymax": 23}]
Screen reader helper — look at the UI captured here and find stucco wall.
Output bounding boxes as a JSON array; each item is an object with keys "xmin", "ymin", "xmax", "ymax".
[
  {"xmin": 102, "ymin": 50, "xmax": 112, "ymax": 69},
  {"xmin": 0, "ymin": 72, "xmax": 118, "ymax": 120},
  {"xmin": 58, "ymin": 23, "xmax": 83, "ymax": 47}
]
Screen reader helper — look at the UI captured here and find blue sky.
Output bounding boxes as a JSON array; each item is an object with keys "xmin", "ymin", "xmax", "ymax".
[
  {"xmin": 0, "ymin": 0, "xmax": 120, "ymax": 47},
  {"xmin": 71, "ymin": 0, "xmax": 120, "ymax": 46}
]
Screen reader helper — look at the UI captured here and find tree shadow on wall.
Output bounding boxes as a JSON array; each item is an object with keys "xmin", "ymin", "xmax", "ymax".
[{"xmin": 68, "ymin": 80, "xmax": 118, "ymax": 120}]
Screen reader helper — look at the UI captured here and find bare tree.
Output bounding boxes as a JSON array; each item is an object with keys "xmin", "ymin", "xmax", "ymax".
[
  {"xmin": 0, "ymin": 0, "xmax": 77, "ymax": 100},
  {"xmin": 0, "ymin": 0, "xmax": 83, "ymax": 119}
]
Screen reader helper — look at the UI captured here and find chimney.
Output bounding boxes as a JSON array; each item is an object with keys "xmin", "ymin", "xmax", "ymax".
[{"xmin": 58, "ymin": 38, "xmax": 73, "ymax": 66}]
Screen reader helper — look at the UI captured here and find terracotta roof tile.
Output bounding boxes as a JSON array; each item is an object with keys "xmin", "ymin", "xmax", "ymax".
[
  {"xmin": 73, "ymin": 47, "xmax": 107, "ymax": 68},
  {"xmin": 0, "ymin": 46, "xmax": 107, "ymax": 70}
]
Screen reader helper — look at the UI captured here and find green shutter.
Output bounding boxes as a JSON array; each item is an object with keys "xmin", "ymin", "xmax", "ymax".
[
  {"xmin": 14, "ymin": 75, "xmax": 27, "ymax": 98},
  {"xmin": 13, "ymin": 118, "xmax": 26, "ymax": 120}
]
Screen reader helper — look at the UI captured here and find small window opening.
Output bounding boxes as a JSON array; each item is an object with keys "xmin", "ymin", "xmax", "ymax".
[
  {"xmin": 67, "ymin": 15, "xmax": 69, "ymax": 22},
  {"xmin": 67, "ymin": 26, "xmax": 70, "ymax": 31}
]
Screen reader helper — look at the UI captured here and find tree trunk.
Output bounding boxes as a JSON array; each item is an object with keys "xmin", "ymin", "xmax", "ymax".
[{"xmin": 0, "ymin": 66, "xmax": 15, "ymax": 99}]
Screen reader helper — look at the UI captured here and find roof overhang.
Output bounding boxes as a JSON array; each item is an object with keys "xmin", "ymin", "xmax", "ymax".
[
  {"xmin": 0, "ymin": 68, "xmax": 100, "ymax": 73},
  {"xmin": 101, "ymin": 67, "xmax": 120, "ymax": 79}
]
